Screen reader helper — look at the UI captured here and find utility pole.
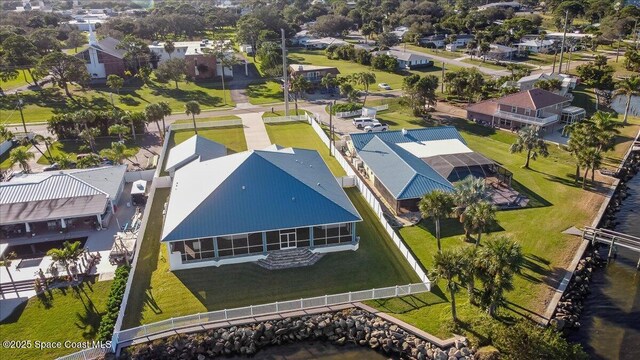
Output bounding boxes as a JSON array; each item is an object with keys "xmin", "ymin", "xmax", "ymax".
[
  {"xmin": 281, "ymin": 29, "xmax": 289, "ymax": 117},
  {"xmin": 557, "ymin": 9, "xmax": 569, "ymax": 74},
  {"xmin": 441, "ymin": 62, "xmax": 445, "ymax": 93},
  {"xmin": 615, "ymin": 36, "xmax": 622, "ymax": 63},
  {"xmin": 16, "ymin": 92, "xmax": 27, "ymax": 133},
  {"xmin": 634, "ymin": 19, "xmax": 639, "ymax": 50},
  {"xmin": 329, "ymin": 103, "xmax": 333, "ymax": 156},
  {"xmin": 551, "ymin": 50, "xmax": 558, "ymax": 73}
]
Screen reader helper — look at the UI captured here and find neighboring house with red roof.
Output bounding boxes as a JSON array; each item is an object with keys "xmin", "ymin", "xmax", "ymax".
[
  {"xmin": 466, "ymin": 88, "xmax": 586, "ymax": 131},
  {"xmin": 75, "ymin": 27, "xmax": 126, "ymax": 79}
]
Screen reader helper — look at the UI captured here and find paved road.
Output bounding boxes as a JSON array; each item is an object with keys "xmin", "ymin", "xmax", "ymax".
[{"xmin": 390, "ymin": 46, "xmax": 511, "ymax": 77}]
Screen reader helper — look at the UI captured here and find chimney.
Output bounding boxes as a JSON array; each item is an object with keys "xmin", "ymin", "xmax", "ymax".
[{"xmin": 298, "ymin": 65, "xmax": 303, "ymax": 71}]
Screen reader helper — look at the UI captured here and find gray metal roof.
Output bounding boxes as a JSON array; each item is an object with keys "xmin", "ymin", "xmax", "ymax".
[
  {"xmin": 93, "ymin": 37, "xmax": 126, "ymax": 59},
  {"xmin": 350, "ymin": 127, "xmax": 466, "ymax": 152},
  {"xmin": 422, "ymin": 153, "xmax": 496, "ymax": 182},
  {"xmin": 161, "ymin": 147, "xmax": 361, "ymax": 241},
  {"xmin": 165, "ymin": 135, "xmax": 227, "ymax": 172},
  {"xmin": 357, "ymin": 137, "xmax": 453, "ymax": 200},
  {"xmin": 70, "ymin": 165, "xmax": 127, "ymax": 200},
  {"xmin": 375, "ymin": 49, "xmax": 431, "ymax": 62}
]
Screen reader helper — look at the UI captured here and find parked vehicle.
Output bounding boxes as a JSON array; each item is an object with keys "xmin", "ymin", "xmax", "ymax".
[
  {"xmin": 364, "ymin": 122, "xmax": 389, "ymax": 132},
  {"xmin": 378, "ymin": 83, "xmax": 392, "ymax": 90},
  {"xmin": 43, "ymin": 163, "xmax": 60, "ymax": 172},
  {"xmin": 352, "ymin": 117, "xmax": 377, "ymax": 129}
]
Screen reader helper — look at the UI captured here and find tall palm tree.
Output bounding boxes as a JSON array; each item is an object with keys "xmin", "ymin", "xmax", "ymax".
[
  {"xmin": 0, "ymin": 126, "xmax": 13, "ymax": 141},
  {"xmin": 590, "ymin": 111, "xmax": 620, "ymax": 152},
  {"xmin": 144, "ymin": 103, "xmax": 165, "ymax": 139},
  {"xmin": 453, "ymin": 176, "xmax": 488, "ymax": 223},
  {"xmin": 23, "ymin": 134, "xmax": 50, "ymax": 163},
  {"xmin": 159, "ymin": 101, "xmax": 172, "ymax": 137},
  {"xmin": 565, "ymin": 121, "xmax": 594, "ymax": 184},
  {"xmin": 458, "ymin": 246, "xmax": 480, "ymax": 304},
  {"xmin": 419, "ymin": 190, "xmax": 455, "ymax": 253},
  {"xmin": 477, "ymin": 236, "xmax": 523, "ymax": 317},
  {"xmin": 184, "ymin": 101, "xmax": 201, "ymax": 135},
  {"xmin": 56, "ymin": 153, "xmax": 77, "ymax": 169},
  {"xmin": 581, "ymin": 147, "xmax": 602, "ymax": 189},
  {"xmin": 75, "ymin": 153, "xmax": 101, "ymax": 169},
  {"xmin": 47, "ymin": 240, "xmax": 84, "ymax": 279},
  {"xmin": 432, "ymin": 249, "xmax": 462, "ymax": 322},
  {"xmin": 464, "ymin": 201, "xmax": 497, "ymax": 246},
  {"xmin": 164, "ymin": 40, "xmax": 175, "ymax": 59},
  {"xmin": 9, "ymin": 146, "xmax": 34, "ymax": 172},
  {"xmin": 320, "ymin": 74, "xmax": 338, "ymax": 93},
  {"xmin": 354, "ymin": 72, "xmax": 376, "ymax": 106},
  {"xmin": 509, "ymin": 126, "xmax": 549, "ymax": 169},
  {"xmin": 290, "ymin": 75, "xmax": 311, "ymax": 115},
  {"xmin": 42, "ymin": 135, "xmax": 55, "ymax": 160},
  {"xmin": 79, "ymin": 128, "xmax": 100, "ymax": 153},
  {"xmin": 108, "ymin": 124, "xmax": 130, "ymax": 142},
  {"xmin": 100, "ymin": 142, "xmax": 137, "ymax": 165}
]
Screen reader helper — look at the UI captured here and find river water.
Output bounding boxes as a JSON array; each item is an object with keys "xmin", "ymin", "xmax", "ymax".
[{"xmin": 569, "ymin": 174, "xmax": 640, "ymax": 360}]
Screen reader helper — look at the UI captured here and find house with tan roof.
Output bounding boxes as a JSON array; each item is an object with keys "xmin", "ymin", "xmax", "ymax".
[{"xmin": 466, "ymin": 88, "xmax": 586, "ymax": 131}]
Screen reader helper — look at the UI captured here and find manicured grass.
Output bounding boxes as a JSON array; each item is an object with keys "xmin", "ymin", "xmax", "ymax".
[
  {"xmin": 262, "ymin": 109, "xmax": 308, "ymax": 118},
  {"xmin": 524, "ymin": 53, "xmax": 557, "ymax": 66},
  {"xmin": 461, "ymin": 58, "xmax": 508, "ymax": 70},
  {"xmin": 404, "ymin": 45, "xmax": 464, "ymax": 60},
  {"xmin": 0, "ymin": 279, "xmax": 113, "ymax": 360},
  {"xmin": 173, "ymin": 115, "xmax": 240, "ymax": 124},
  {"xmin": 265, "ymin": 122, "xmax": 346, "ymax": 176},
  {"xmin": 0, "ymin": 70, "xmax": 34, "ymax": 91},
  {"xmin": 0, "ymin": 79, "xmax": 234, "ymax": 124},
  {"xmin": 0, "ymin": 144, "xmax": 19, "ymax": 170},
  {"xmin": 171, "ymin": 126, "xmax": 247, "ymax": 153},
  {"xmin": 36, "ymin": 139, "xmax": 140, "ymax": 165},
  {"xmin": 247, "ymin": 80, "xmax": 283, "ymax": 105},
  {"xmin": 288, "ymin": 50, "xmax": 463, "ymax": 91},
  {"xmin": 122, "ymin": 187, "xmax": 419, "ymax": 328}
]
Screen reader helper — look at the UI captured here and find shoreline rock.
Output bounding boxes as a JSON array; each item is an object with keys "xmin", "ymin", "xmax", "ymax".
[{"xmin": 118, "ymin": 308, "xmax": 475, "ymax": 360}]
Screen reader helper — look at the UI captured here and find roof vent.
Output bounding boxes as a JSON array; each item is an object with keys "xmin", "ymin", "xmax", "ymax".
[
  {"xmin": 291, "ymin": 197, "xmax": 296, "ymax": 201},
  {"xmin": 402, "ymin": 128, "xmax": 408, "ymax": 136},
  {"xmin": 317, "ymin": 182, "xmax": 321, "ymax": 186},
  {"xmin": 298, "ymin": 65, "xmax": 303, "ymax": 71},
  {"xmin": 242, "ymin": 185, "xmax": 246, "ymax": 190}
]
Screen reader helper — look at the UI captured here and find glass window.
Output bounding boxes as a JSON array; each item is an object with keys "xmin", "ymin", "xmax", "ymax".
[
  {"xmin": 170, "ymin": 241, "xmax": 184, "ymax": 253},
  {"xmin": 217, "ymin": 236, "xmax": 233, "ymax": 251},
  {"xmin": 184, "ymin": 240, "xmax": 200, "ymax": 261},
  {"xmin": 326, "ymin": 224, "xmax": 340, "ymax": 237},
  {"xmin": 296, "ymin": 227, "xmax": 310, "ymax": 241},
  {"xmin": 248, "ymin": 233, "xmax": 263, "ymax": 247},
  {"xmin": 266, "ymin": 231, "xmax": 279, "ymax": 244},
  {"xmin": 80, "ymin": 51, "xmax": 91, "ymax": 63},
  {"xmin": 200, "ymin": 238, "xmax": 214, "ymax": 251},
  {"xmin": 232, "ymin": 234, "xmax": 248, "ymax": 249},
  {"xmin": 218, "ymin": 249, "xmax": 233, "ymax": 257},
  {"xmin": 314, "ymin": 226, "xmax": 326, "ymax": 239}
]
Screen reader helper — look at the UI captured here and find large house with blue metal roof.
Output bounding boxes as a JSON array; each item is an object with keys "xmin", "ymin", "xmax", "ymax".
[
  {"xmin": 347, "ymin": 127, "xmax": 508, "ymax": 214},
  {"xmin": 161, "ymin": 145, "xmax": 362, "ymax": 270}
]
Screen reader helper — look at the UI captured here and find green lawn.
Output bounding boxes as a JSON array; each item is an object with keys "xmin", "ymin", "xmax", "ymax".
[
  {"xmin": 288, "ymin": 50, "xmax": 463, "ymax": 91},
  {"xmin": 0, "ymin": 70, "xmax": 34, "ymax": 92},
  {"xmin": 0, "ymin": 279, "xmax": 113, "ymax": 360},
  {"xmin": 403, "ymin": 45, "xmax": 464, "ymax": 60},
  {"xmin": 262, "ymin": 109, "xmax": 308, "ymax": 118},
  {"xmin": 173, "ymin": 115, "xmax": 240, "ymax": 124},
  {"xmin": 122, "ymin": 187, "xmax": 419, "ymax": 328},
  {"xmin": 265, "ymin": 122, "xmax": 346, "ymax": 176},
  {"xmin": 523, "ymin": 53, "xmax": 557, "ymax": 66},
  {"xmin": 0, "ymin": 78, "xmax": 234, "ymax": 124},
  {"xmin": 247, "ymin": 80, "xmax": 283, "ymax": 105},
  {"xmin": 36, "ymin": 139, "xmax": 140, "ymax": 165},
  {"xmin": 461, "ymin": 58, "xmax": 508, "ymax": 70}
]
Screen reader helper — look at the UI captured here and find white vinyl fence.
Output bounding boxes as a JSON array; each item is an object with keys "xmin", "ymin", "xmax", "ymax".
[
  {"xmin": 170, "ymin": 119, "xmax": 243, "ymax": 130},
  {"xmin": 56, "ymin": 347, "xmax": 110, "ymax": 360},
  {"xmin": 262, "ymin": 114, "xmax": 310, "ymax": 124},
  {"xmin": 336, "ymin": 104, "xmax": 389, "ymax": 118},
  {"xmin": 113, "ymin": 283, "xmax": 430, "ymax": 345},
  {"xmin": 310, "ymin": 118, "xmax": 430, "ymax": 283}
]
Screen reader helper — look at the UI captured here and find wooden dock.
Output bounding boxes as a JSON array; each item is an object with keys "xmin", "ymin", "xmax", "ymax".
[{"xmin": 582, "ymin": 227, "xmax": 640, "ymax": 268}]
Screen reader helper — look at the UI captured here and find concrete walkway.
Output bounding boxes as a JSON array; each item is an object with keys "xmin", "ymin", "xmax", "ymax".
[{"xmin": 238, "ymin": 112, "xmax": 271, "ymax": 150}]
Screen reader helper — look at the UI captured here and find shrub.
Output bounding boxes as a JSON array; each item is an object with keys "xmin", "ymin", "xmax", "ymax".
[
  {"xmin": 332, "ymin": 102, "xmax": 362, "ymax": 114},
  {"xmin": 97, "ymin": 265, "xmax": 131, "ymax": 342}
]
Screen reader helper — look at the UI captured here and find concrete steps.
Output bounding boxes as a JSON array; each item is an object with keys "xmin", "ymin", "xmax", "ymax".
[{"xmin": 257, "ymin": 248, "xmax": 324, "ymax": 270}]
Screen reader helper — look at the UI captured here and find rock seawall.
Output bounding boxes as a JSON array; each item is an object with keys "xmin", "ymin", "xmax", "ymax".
[
  {"xmin": 119, "ymin": 308, "xmax": 475, "ymax": 360},
  {"xmin": 550, "ymin": 151, "xmax": 640, "ymax": 331}
]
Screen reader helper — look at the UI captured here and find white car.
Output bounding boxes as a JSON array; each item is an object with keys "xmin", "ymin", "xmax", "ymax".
[
  {"xmin": 378, "ymin": 83, "xmax": 392, "ymax": 90},
  {"xmin": 364, "ymin": 122, "xmax": 389, "ymax": 132},
  {"xmin": 352, "ymin": 117, "xmax": 377, "ymax": 129}
]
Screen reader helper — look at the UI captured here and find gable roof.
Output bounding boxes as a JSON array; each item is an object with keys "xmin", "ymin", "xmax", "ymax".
[
  {"xmin": 87, "ymin": 37, "xmax": 126, "ymax": 59},
  {"xmin": 516, "ymin": 39, "xmax": 554, "ymax": 47},
  {"xmin": 496, "ymin": 88, "xmax": 569, "ymax": 109},
  {"xmin": 165, "ymin": 135, "xmax": 227, "ymax": 172},
  {"xmin": 289, "ymin": 64, "xmax": 340, "ymax": 73},
  {"xmin": 358, "ymin": 137, "xmax": 453, "ymax": 199},
  {"xmin": 349, "ymin": 127, "xmax": 466, "ymax": 152},
  {"xmin": 161, "ymin": 147, "xmax": 361, "ymax": 241},
  {"xmin": 0, "ymin": 165, "xmax": 126, "ymax": 225},
  {"xmin": 376, "ymin": 49, "xmax": 430, "ymax": 62}
]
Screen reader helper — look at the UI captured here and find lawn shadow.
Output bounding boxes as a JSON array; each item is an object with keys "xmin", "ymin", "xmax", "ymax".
[
  {"xmin": 416, "ymin": 218, "xmax": 466, "ymax": 238},
  {"xmin": 370, "ymin": 286, "xmax": 448, "ymax": 315},
  {"xmin": 509, "ymin": 178, "xmax": 552, "ymax": 208},
  {"xmin": 73, "ymin": 283, "xmax": 102, "ymax": 340},
  {"xmin": 150, "ymin": 87, "xmax": 223, "ymax": 107},
  {"xmin": 0, "ymin": 299, "xmax": 28, "ymax": 324}
]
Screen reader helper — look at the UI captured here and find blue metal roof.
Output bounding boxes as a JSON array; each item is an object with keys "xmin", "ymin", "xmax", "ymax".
[
  {"xmin": 161, "ymin": 147, "xmax": 361, "ymax": 242},
  {"xmin": 349, "ymin": 127, "xmax": 466, "ymax": 152},
  {"xmin": 358, "ymin": 137, "xmax": 453, "ymax": 200}
]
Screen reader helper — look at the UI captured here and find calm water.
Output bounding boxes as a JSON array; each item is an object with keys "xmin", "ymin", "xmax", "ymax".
[
  {"xmin": 232, "ymin": 341, "xmax": 392, "ymax": 359},
  {"xmin": 569, "ymin": 174, "xmax": 640, "ymax": 360}
]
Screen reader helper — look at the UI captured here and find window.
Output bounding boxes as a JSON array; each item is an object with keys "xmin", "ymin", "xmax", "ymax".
[
  {"xmin": 266, "ymin": 231, "xmax": 280, "ymax": 251},
  {"xmin": 524, "ymin": 109, "xmax": 531, "ymax": 116},
  {"xmin": 80, "ymin": 51, "xmax": 91, "ymax": 64},
  {"xmin": 313, "ymin": 223, "xmax": 353, "ymax": 247},
  {"xmin": 511, "ymin": 106, "xmax": 517, "ymax": 113}
]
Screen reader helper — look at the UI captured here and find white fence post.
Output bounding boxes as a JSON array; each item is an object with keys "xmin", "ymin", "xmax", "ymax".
[
  {"xmin": 395, "ymin": 285, "xmax": 399, "ymax": 297},
  {"xmin": 250, "ymin": 305, "xmax": 254, "ymax": 316},
  {"xmin": 275, "ymin": 301, "xmax": 279, "ymax": 312}
]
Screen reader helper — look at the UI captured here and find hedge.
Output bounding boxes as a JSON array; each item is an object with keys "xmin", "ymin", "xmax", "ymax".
[{"xmin": 97, "ymin": 265, "xmax": 131, "ymax": 342}]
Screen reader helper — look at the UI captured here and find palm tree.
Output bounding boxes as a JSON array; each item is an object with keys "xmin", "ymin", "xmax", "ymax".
[
  {"xmin": 419, "ymin": 190, "xmax": 454, "ymax": 253},
  {"xmin": 464, "ymin": 201, "xmax": 497, "ymax": 246},
  {"xmin": 55, "ymin": 153, "xmax": 76, "ymax": 169},
  {"xmin": 458, "ymin": 246, "xmax": 480, "ymax": 304},
  {"xmin": 144, "ymin": 103, "xmax": 165, "ymax": 139},
  {"xmin": 509, "ymin": 126, "xmax": 549, "ymax": 169},
  {"xmin": 100, "ymin": 142, "xmax": 137, "ymax": 165},
  {"xmin": 290, "ymin": 75, "xmax": 311, "ymax": 115},
  {"xmin": 9, "ymin": 147, "xmax": 34, "ymax": 172},
  {"xmin": 453, "ymin": 176, "xmax": 488, "ymax": 222},
  {"xmin": 431, "ymin": 249, "xmax": 462, "ymax": 321},
  {"xmin": 79, "ymin": 128, "xmax": 100, "ymax": 153},
  {"xmin": 47, "ymin": 240, "xmax": 84, "ymax": 279},
  {"xmin": 159, "ymin": 101, "xmax": 172, "ymax": 137},
  {"xmin": 320, "ymin": 74, "xmax": 338, "ymax": 93},
  {"xmin": 75, "ymin": 153, "xmax": 101, "ymax": 169},
  {"xmin": 0, "ymin": 126, "xmax": 13, "ymax": 141},
  {"xmin": 581, "ymin": 147, "xmax": 602, "ymax": 189},
  {"xmin": 184, "ymin": 101, "xmax": 201, "ymax": 134},
  {"xmin": 354, "ymin": 72, "xmax": 376, "ymax": 106},
  {"xmin": 566, "ymin": 122, "xmax": 592, "ymax": 185},
  {"xmin": 164, "ymin": 40, "xmax": 175, "ymax": 59},
  {"xmin": 477, "ymin": 236, "xmax": 523, "ymax": 317},
  {"xmin": 108, "ymin": 124, "xmax": 130, "ymax": 142},
  {"xmin": 42, "ymin": 136, "xmax": 55, "ymax": 160},
  {"xmin": 24, "ymin": 134, "xmax": 51, "ymax": 163},
  {"xmin": 590, "ymin": 111, "xmax": 620, "ymax": 152}
]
